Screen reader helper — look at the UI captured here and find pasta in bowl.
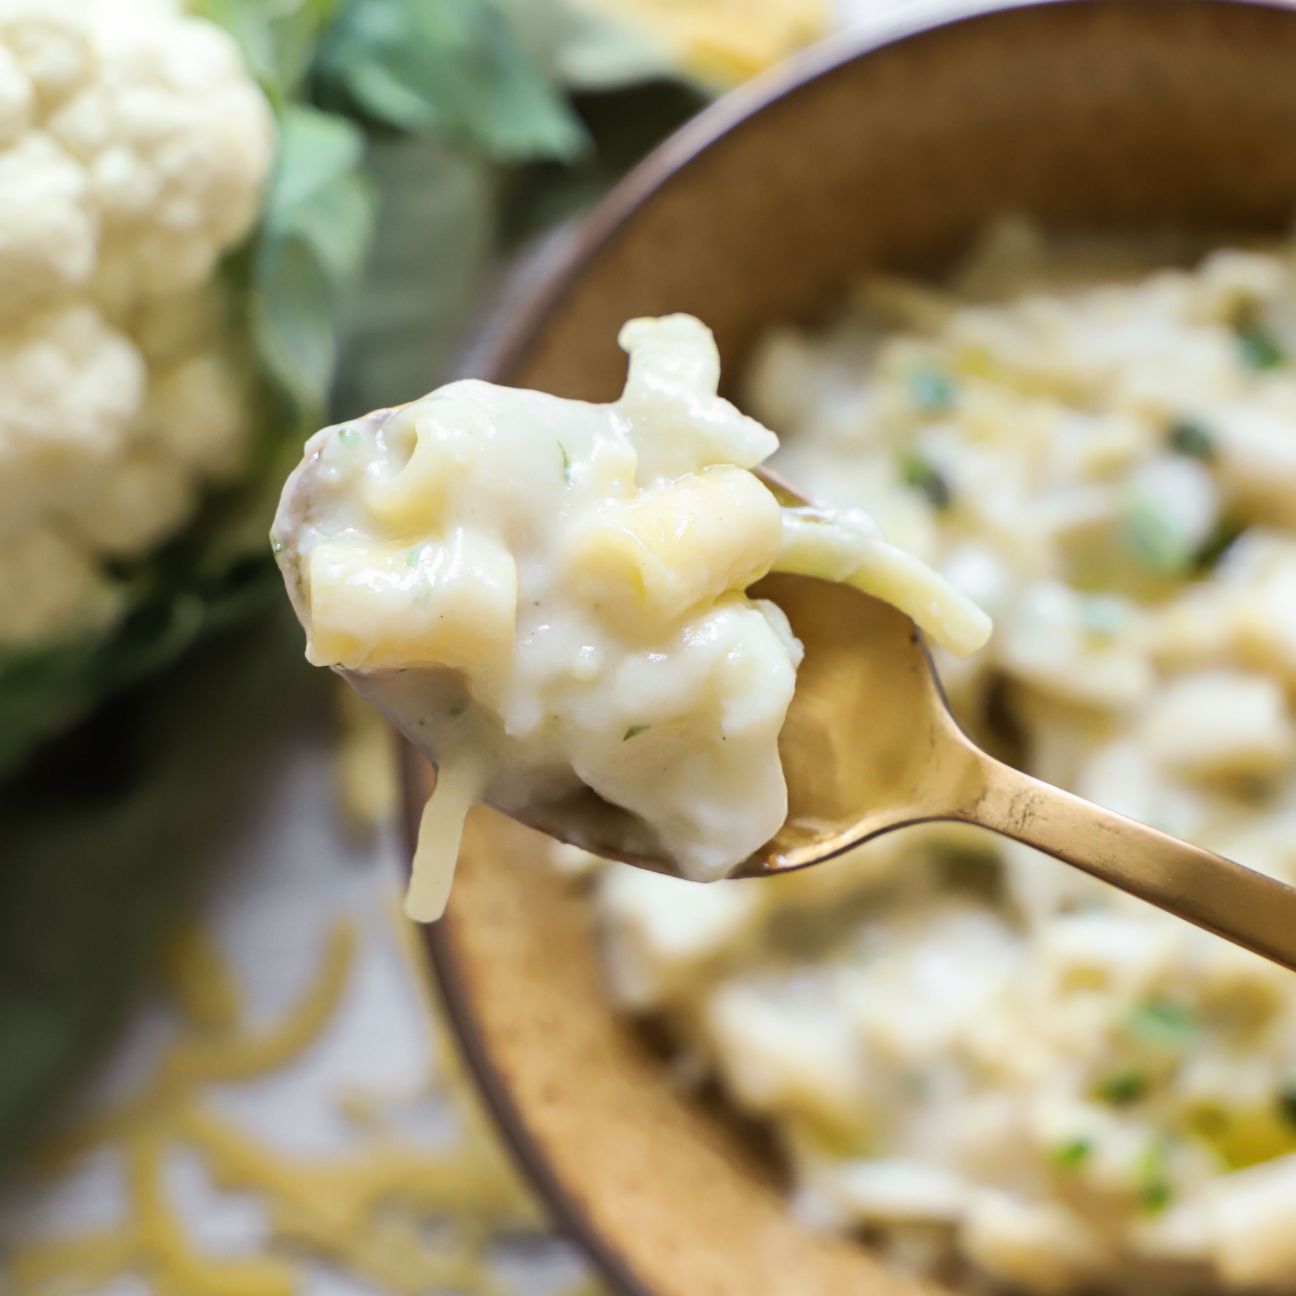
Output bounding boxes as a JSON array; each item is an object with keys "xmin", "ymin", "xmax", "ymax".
[
  {"xmin": 418, "ymin": 4, "xmax": 1296, "ymax": 1295},
  {"xmin": 590, "ymin": 221, "xmax": 1296, "ymax": 1292}
]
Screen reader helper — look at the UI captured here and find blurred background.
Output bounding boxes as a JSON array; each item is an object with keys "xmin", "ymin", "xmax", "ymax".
[{"xmin": 0, "ymin": 1, "xmax": 890, "ymax": 1291}]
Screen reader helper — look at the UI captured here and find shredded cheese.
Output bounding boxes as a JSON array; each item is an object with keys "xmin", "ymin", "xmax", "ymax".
[{"xmin": 13, "ymin": 908, "xmax": 551, "ymax": 1295}]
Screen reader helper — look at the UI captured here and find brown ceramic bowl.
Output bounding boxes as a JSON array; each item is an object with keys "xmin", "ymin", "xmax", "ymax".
[{"xmin": 417, "ymin": 2, "xmax": 1296, "ymax": 1291}]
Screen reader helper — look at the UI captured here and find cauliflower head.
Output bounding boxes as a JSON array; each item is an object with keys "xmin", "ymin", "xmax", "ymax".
[{"xmin": 0, "ymin": 0, "xmax": 274, "ymax": 649}]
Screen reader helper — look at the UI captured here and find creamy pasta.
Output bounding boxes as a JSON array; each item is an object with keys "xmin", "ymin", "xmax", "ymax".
[
  {"xmin": 593, "ymin": 222, "xmax": 1296, "ymax": 1293},
  {"xmin": 272, "ymin": 314, "xmax": 985, "ymax": 920}
]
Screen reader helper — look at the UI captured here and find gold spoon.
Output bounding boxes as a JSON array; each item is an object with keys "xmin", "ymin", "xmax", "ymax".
[{"xmin": 520, "ymin": 477, "xmax": 1296, "ymax": 973}]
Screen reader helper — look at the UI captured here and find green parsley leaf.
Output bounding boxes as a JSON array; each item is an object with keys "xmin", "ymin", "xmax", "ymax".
[
  {"xmin": 901, "ymin": 454, "xmax": 953, "ymax": 510},
  {"xmin": 1127, "ymin": 997, "xmax": 1197, "ymax": 1049},
  {"xmin": 1097, "ymin": 1069, "xmax": 1149, "ymax": 1106},
  {"xmin": 1166, "ymin": 418, "xmax": 1216, "ymax": 462},
  {"xmin": 1136, "ymin": 1139, "xmax": 1174, "ymax": 1215},
  {"xmin": 909, "ymin": 366, "xmax": 957, "ymax": 413},
  {"xmin": 1194, "ymin": 519, "xmax": 1243, "ymax": 574},
  {"xmin": 623, "ymin": 724, "xmax": 651, "ymax": 741},
  {"xmin": 1236, "ymin": 317, "xmax": 1287, "ymax": 371},
  {"xmin": 559, "ymin": 441, "xmax": 572, "ymax": 483},
  {"xmin": 1052, "ymin": 1138, "xmax": 1092, "ymax": 1171}
]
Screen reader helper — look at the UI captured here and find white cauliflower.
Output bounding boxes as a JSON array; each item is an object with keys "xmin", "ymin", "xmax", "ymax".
[{"xmin": 0, "ymin": 0, "xmax": 274, "ymax": 649}]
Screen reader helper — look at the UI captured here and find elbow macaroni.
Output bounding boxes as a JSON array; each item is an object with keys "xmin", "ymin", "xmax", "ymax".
[
  {"xmin": 273, "ymin": 314, "xmax": 986, "ymax": 918},
  {"xmin": 593, "ymin": 226, "xmax": 1296, "ymax": 1293}
]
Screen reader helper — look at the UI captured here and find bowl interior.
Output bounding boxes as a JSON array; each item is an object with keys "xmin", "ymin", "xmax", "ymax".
[{"xmin": 422, "ymin": 4, "xmax": 1296, "ymax": 1293}]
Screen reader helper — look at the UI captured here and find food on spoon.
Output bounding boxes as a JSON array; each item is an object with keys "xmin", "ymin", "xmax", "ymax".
[{"xmin": 273, "ymin": 314, "xmax": 989, "ymax": 918}]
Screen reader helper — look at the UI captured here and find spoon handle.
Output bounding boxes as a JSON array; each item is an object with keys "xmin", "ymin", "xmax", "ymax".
[{"xmin": 962, "ymin": 753, "xmax": 1296, "ymax": 971}]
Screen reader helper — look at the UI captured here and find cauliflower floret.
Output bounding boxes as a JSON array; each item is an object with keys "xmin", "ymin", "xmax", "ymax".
[
  {"xmin": 0, "ymin": 304, "xmax": 145, "ymax": 541},
  {"xmin": 0, "ymin": 43, "xmax": 33, "ymax": 145},
  {"xmin": 141, "ymin": 347, "xmax": 253, "ymax": 483},
  {"xmin": 0, "ymin": 133, "xmax": 96, "ymax": 321},
  {"xmin": 0, "ymin": 0, "xmax": 91, "ymax": 111},
  {"xmin": 0, "ymin": 0, "xmax": 272, "ymax": 649},
  {"xmin": 72, "ymin": 447, "xmax": 193, "ymax": 558},
  {"xmin": 49, "ymin": 1, "xmax": 273, "ymax": 313}
]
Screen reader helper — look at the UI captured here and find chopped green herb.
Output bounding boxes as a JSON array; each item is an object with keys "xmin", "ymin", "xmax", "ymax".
[
  {"xmin": 1136, "ymin": 1140, "xmax": 1174, "ymax": 1215},
  {"xmin": 559, "ymin": 441, "xmax": 572, "ymax": 483},
  {"xmin": 623, "ymin": 724, "xmax": 650, "ymax": 741},
  {"xmin": 1235, "ymin": 317, "xmax": 1287, "ymax": 371},
  {"xmin": 338, "ymin": 424, "xmax": 360, "ymax": 445},
  {"xmin": 1194, "ymin": 519, "xmax": 1243, "ymax": 574},
  {"xmin": 1097, "ymin": 1069, "xmax": 1149, "ymax": 1106},
  {"xmin": 901, "ymin": 453, "xmax": 953, "ymax": 510},
  {"xmin": 405, "ymin": 545, "xmax": 426, "ymax": 567},
  {"xmin": 1052, "ymin": 1138, "xmax": 1092, "ymax": 1171},
  {"xmin": 909, "ymin": 366, "xmax": 957, "ymax": 413},
  {"xmin": 1276, "ymin": 1084, "xmax": 1296, "ymax": 1128},
  {"xmin": 1127, "ymin": 997, "xmax": 1197, "ymax": 1048},
  {"xmin": 1123, "ymin": 499, "xmax": 1192, "ymax": 575},
  {"xmin": 1080, "ymin": 595, "xmax": 1127, "ymax": 638},
  {"xmin": 448, "ymin": 702, "xmax": 466, "ymax": 719},
  {"xmin": 1166, "ymin": 418, "xmax": 1216, "ymax": 462}
]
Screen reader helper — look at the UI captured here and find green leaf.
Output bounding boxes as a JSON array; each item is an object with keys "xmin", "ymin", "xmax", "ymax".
[
  {"xmin": 195, "ymin": 0, "xmax": 339, "ymax": 107},
  {"xmin": 316, "ymin": 0, "xmax": 587, "ymax": 161},
  {"xmin": 498, "ymin": 80, "xmax": 706, "ymax": 249},
  {"xmin": 269, "ymin": 106, "xmax": 367, "ymax": 214},
  {"xmin": 332, "ymin": 136, "xmax": 500, "ymax": 413},
  {"xmin": 251, "ymin": 107, "xmax": 375, "ymax": 413},
  {"xmin": 286, "ymin": 171, "xmax": 375, "ymax": 287},
  {"xmin": 623, "ymin": 724, "xmax": 651, "ymax": 741},
  {"xmin": 492, "ymin": 0, "xmax": 676, "ymax": 92},
  {"xmin": 252, "ymin": 232, "xmax": 339, "ymax": 412},
  {"xmin": 0, "ymin": 608, "xmax": 315, "ymax": 1167}
]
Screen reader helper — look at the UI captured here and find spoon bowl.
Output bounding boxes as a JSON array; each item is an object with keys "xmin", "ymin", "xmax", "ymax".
[{"xmin": 745, "ymin": 571, "xmax": 959, "ymax": 870}]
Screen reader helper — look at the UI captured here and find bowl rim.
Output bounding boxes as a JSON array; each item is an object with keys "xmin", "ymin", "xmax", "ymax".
[{"xmin": 416, "ymin": 0, "xmax": 1294, "ymax": 1290}]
